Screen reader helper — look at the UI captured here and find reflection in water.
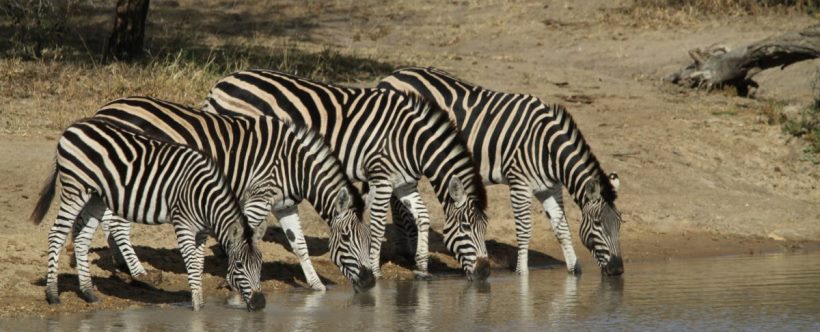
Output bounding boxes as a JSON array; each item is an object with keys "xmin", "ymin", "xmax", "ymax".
[
  {"xmin": 7, "ymin": 252, "xmax": 820, "ymax": 331},
  {"xmin": 545, "ymin": 274, "xmax": 579, "ymax": 328}
]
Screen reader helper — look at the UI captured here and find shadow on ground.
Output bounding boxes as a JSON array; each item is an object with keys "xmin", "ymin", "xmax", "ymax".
[{"xmin": 0, "ymin": 1, "xmax": 395, "ymax": 82}]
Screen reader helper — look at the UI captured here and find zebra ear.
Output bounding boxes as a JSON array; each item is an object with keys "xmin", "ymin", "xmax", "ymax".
[
  {"xmin": 334, "ymin": 187, "xmax": 352, "ymax": 215},
  {"xmin": 584, "ymin": 178, "xmax": 602, "ymax": 202},
  {"xmin": 448, "ymin": 177, "xmax": 467, "ymax": 207},
  {"xmin": 608, "ymin": 172, "xmax": 620, "ymax": 192}
]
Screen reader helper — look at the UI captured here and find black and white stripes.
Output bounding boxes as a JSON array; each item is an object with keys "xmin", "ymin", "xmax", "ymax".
[
  {"xmin": 93, "ymin": 97, "xmax": 374, "ymax": 292},
  {"xmin": 30, "ymin": 118, "xmax": 266, "ymax": 311},
  {"xmin": 379, "ymin": 67, "xmax": 624, "ymax": 276},
  {"xmin": 206, "ymin": 69, "xmax": 490, "ymax": 280}
]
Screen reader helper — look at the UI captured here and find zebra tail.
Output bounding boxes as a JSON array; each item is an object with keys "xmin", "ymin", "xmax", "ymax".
[{"xmin": 30, "ymin": 164, "xmax": 57, "ymax": 225}]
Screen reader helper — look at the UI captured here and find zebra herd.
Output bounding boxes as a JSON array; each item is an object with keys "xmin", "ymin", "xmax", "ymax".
[{"xmin": 31, "ymin": 67, "xmax": 624, "ymax": 311}]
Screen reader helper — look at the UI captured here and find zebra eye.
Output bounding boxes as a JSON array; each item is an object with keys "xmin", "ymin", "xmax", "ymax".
[
  {"xmin": 235, "ymin": 261, "xmax": 244, "ymax": 270},
  {"xmin": 460, "ymin": 222, "xmax": 470, "ymax": 233}
]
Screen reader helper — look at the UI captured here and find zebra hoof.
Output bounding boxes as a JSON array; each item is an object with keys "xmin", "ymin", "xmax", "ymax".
[
  {"xmin": 568, "ymin": 263, "xmax": 582, "ymax": 275},
  {"xmin": 134, "ymin": 270, "xmax": 163, "ymax": 286},
  {"xmin": 412, "ymin": 270, "xmax": 433, "ymax": 281},
  {"xmin": 46, "ymin": 291, "xmax": 61, "ymax": 305},
  {"xmin": 81, "ymin": 290, "xmax": 99, "ymax": 303},
  {"xmin": 309, "ymin": 283, "xmax": 327, "ymax": 291}
]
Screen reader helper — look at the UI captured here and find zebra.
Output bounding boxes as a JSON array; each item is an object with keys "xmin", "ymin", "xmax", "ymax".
[
  {"xmin": 205, "ymin": 69, "xmax": 490, "ymax": 281},
  {"xmin": 30, "ymin": 118, "xmax": 266, "ymax": 311},
  {"xmin": 378, "ymin": 67, "xmax": 624, "ymax": 276},
  {"xmin": 93, "ymin": 96, "xmax": 374, "ymax": 292}
]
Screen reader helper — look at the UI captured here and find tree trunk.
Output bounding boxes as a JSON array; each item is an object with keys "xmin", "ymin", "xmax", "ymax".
[
  {"xmin": 104, "ymin": 0, "xmax": 150, "ymax": 61},
  {"xmin": 666, "ymin": 24, "xmax": 820, "ymax": 97}
]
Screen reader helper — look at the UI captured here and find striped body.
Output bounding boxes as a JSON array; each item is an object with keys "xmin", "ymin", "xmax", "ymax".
[
  {"xmin": 94, "ymin": 97, "xmax": 373, "ymax": 291},
  {"xmin": 206, "ymin": 69, "xmax": 490, "ymax": 280},
  {"xmin": 31, "ymin": 118, "xmax": 265, "ymax": 310},
  {"xmin": 379, "ymin": 67, "xmax": 624, "ymax": 275}
]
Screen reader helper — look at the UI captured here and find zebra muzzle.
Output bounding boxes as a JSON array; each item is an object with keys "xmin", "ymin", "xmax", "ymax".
[
  {"xmin": 246, "ymin": 292, "xmax": 266, "ymax": 311},
  {"xmin": 354, "ymin": 268, "xmax": 376, "ymax": 292},
  {"xmin": 603, "ymin": 255, "xmax": 624, "ymax": 276},
  {"xmin": 471, "ymin": 257, "xmax": 491, "ymax": 281}
]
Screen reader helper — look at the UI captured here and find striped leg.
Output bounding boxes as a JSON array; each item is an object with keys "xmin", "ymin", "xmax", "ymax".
[
  {"xmin": 177, "ymin": 228, "xmax": 207, "ymax": 311},
  {"xmin": 45, "ymin": 189, "xmax": 90, "ymax": 304},
  {"xmin": 100, "ymin": 213, "xmax": 125, "ymax": 271},
  {"xmin": 274, "ymin": 207, "xmax": 325, "ymax": 291},
  {"xmin": 73, "ymin": 213, "xmax": 101, "ymax": 303},
  {"xmin": 103, "ymin": 212, "xmax": 148, "ymax": 277},
  {"xmin": 367, "ymin": 181, "xmax": 393, "ymax": 278},
  {"xmin": 392, "ymin": 188, "xmax": 432, "ymax": 280},
  {"xmin": 536, "ymin": 189, "xmax": 580, "ymax": 274},
  {"xmin": 391, "ymin": 196, "xmax": 417, "ymax": 260},
  {"xmin": 509, "ymin": 181, "xmax": 534, "ymax": 274}
]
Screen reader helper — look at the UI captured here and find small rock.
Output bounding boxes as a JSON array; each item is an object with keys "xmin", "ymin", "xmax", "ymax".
[{"xmin": 767, "ymin": 232, "xmax": 786, "ymax": 241}]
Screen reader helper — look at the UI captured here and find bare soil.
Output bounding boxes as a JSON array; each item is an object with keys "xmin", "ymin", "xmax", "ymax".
[{"xmin": 1, "ymin": 0, "xmax": 818, "ymax": 318}]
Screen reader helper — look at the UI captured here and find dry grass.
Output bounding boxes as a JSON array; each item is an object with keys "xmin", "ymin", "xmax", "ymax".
[
  {"xmin": 603, "ymin": 0, "xmax": 816, "ymax": 28},
  {"xmin": 0, "ymin": 1, "xmax": 398, "ymax": 135},
  {"xmin": 0, "ymin": 44, "xmax": 395, "ymax": 135}
]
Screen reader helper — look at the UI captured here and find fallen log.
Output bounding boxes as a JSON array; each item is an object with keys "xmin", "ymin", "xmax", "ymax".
[{"xmin": 666, "ymin": 24, "xmax": 820, "ymax": 97}]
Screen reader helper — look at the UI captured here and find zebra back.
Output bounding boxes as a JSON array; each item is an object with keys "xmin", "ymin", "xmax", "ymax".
[
  {"xmin": 94, "ymin": 96, "xmax": 363, "ymax": 223},
  {"xmin": 379, "ymin": 67, "xmax": 616, "ymax": 206},
  {"xmin": 206, "ymin": 69, "xmax": 486, "ymax": 211},
  {"xmin": 56, "ymin": 118, "xmax": 250, "ymax": 242}
]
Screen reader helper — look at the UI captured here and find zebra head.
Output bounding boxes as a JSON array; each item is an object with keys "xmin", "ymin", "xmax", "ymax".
[
  {"xmin": 328, "ymin": 187, "xmax": 375, "ymax": 292},
  {"xmin": 225, "ymin": 220, "xmax": 267, "ymax": 311},
  {"xmin": 443, "ymin": 178, "xmax": 491, "ymax": 281},
  {"xmin": 580, "ymin": 172, "xmax": 623, "ymax": 276}
]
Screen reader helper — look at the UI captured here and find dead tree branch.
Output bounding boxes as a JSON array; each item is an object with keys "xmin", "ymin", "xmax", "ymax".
[{"xmin": 666, "ymin": 24, "xmax": 820, "ymax": 97}]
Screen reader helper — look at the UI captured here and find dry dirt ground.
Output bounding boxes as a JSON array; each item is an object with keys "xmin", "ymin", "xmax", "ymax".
[{"xmin": 1, "ymin": 0, "xmax": 819, "ymax": 318}]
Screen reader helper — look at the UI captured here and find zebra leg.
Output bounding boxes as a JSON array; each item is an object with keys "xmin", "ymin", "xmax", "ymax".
[
  {"xmin": 45, "ymin": 190, "xmax": 91, "ymax": 304},
  {"xmin": 390, "ymin": 196, "xmax": 418, "ymax": 260},
  {"xmin": 103, "ymin": 211, "xmax": 143, "ymax": 275},
  {"xmin": 105, "ymin": 213, "xmax": 164, "ymax": 285},
  {"xmin": 393, "ymin": 188, "xmax": 432, "ymax": 280},
  {"xmin": 367, "ymin": 181, "xmax": 393, "ymax": 279},
  {"xmin": 177, "ymin": 229, "xmax": 207, "ymax": 311},
  {"xmin": 73, "ymin": 213, "xmax": 100, "ymax": 303},
  {"xmin": 100, "ymin": 213, "xmax": 125, "ymax": 271},
  {"xmin": 536, "ymin": 190, "xmax": 580, "ymax": 274},
  {"xmin": 274, "ymin": 207, "xmax": 325, "ymax": 291},
  {"xmin": 509, "ymin": 183, "xmax": 535, "ymax": 274}
]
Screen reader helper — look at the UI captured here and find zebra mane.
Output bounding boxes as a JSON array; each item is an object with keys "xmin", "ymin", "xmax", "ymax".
[
  {"xmin": 405, "ymin": 93, "xmax": 487, "ymax": 211},
  {"xmin": 548, "ymin": 104, "xmax": 618, "ymax": 204},
  {"xmin": 285, "ymin": 120, "xmax": 366, "ymax": 217},
  {"xmin": 424, "ymin": 66, "xmax": 480, "ymax": 88}
]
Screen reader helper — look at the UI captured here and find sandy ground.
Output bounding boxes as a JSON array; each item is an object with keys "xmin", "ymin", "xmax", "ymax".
[{"xmin": 1, "ymin": 0, "xmax": 819, "ymax": 318}]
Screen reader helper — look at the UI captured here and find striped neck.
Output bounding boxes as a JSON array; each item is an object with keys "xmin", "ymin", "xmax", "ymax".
[
  {"xmin": 407, "ymin": 98, "xmax": 486, "ymax": 209},
  {"xmin": 285, "ymin": 126, "xmax": 363, "ymax": 221},
  {"xmin": 538, "ymin": 105, "xmax": 615, "ymax": 206},
  {"xmin": 178, "ymin": 154, "xmax": 248, "ymax": 250}
]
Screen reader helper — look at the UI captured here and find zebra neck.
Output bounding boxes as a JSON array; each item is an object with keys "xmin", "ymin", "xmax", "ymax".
[
  {"xmin": 285, "ymin": 132, "xmax": 339, "ymax": 222},
  {"xmin": 538, "ymin": 106, "xmax": 604, "ymax": 207}
]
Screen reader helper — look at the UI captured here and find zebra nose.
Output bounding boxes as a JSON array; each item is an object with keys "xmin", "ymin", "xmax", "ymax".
[
  {"xmin": 247, "ymin": 292, "xmax": 266, "ymax": 311},
  {"xmin": 472, "ymin": 257, "xmax": 491, "ymax": 281},
  {"xmin": 604, "ymin": 256, "xmax": 624, "ymax": 276},
  {"xmin": 355, "ymin": 268, "xmax": 376, "ymax": 292}
]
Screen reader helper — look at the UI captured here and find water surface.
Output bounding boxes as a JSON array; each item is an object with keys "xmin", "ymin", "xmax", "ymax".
[{"xmin": 4, "ymin": 252, "xmax": 820, "ymax": 331}]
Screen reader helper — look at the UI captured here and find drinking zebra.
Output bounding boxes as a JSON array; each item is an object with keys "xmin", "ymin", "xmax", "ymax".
[
  {"xmin": 379, "ymin": 67, "xmax": 624, "ymax": 276},
  {"xmin": 205, "ymin": 69, "xmax": 490, "ymax": 280},
  {"xmin": 30, "ymin": 118, "xmax": 266, "ymax": 310},
  {"xmin": 93, "ymin": 97, "xmax": 374, "ymax": 292}
]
